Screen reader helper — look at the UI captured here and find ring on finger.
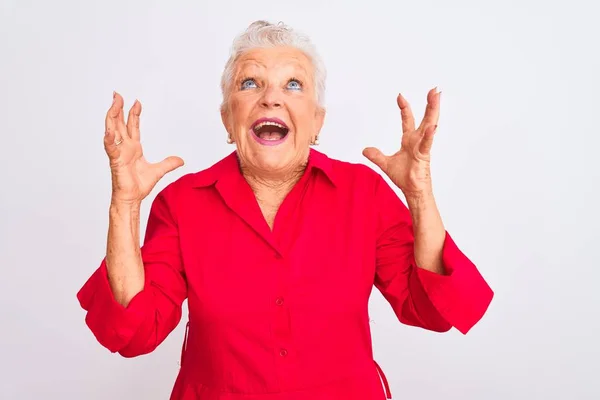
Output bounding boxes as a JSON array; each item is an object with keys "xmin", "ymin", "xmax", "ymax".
[{"xmin": 114, "ymin": 138, "xmax": 123, "ymax": 146}]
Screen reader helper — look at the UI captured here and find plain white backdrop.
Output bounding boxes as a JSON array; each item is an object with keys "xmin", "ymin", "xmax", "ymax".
[{"xmin": 1, "ymin": 0, "xmax": 599, "ymax": 399}]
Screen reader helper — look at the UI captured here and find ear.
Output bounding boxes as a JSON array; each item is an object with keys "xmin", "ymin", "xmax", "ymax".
[
  {"xmin": 314, "ymin": 106, "xmax": 326, "ymax": 135},
  {"xmin": 220, "ymin": 106, "xmax": 231, "ymax": 135}
]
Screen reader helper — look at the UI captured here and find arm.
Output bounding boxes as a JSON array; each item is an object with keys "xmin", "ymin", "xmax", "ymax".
[
  {"xmin": 77, "ymin": 188, "xmax": 187, "ymax": 356},
  {"xmin": 105, "ymin": 201, "xmax": 145, "ymax": 306},
  {"xmin": 405, "ymin": 191, "xmax": 445, "ymax": 275},
  {"xmin": 364, "ymin": 89, "xmax": 493, "ymax": 334},
  {"xmin": 373, "ymin": 175, "xmax": 493, "ymax": 334}
]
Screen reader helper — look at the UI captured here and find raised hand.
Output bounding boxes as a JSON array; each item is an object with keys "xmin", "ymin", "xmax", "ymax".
[
  {"xmin": 104, "ymin": 92, "xmax": 184, "ymax": 205},
  {"xmin": 363, "ymin": 88, "xmax": 441, "ymax": 196}
]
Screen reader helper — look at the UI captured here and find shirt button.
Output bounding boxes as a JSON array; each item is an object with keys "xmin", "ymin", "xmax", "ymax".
[
  {"xmin": 275, "ymin": 297, "xmax": 284, "ymax": 306},
  {"xmin": 279, "ymin": 349, "xmax": 288, "ymax": 357}
]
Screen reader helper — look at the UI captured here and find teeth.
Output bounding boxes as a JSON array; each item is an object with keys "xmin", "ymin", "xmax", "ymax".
[
  {"xmin": 254, "ymin": 121, "xmax": 287, "ymax": 131},
  {"xmin": 261, "ymin": 134, "xmax": 282, "ymax": 140}
]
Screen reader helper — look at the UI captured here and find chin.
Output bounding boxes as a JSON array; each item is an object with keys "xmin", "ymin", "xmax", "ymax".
[
  {"xmin": 252, "ymin": 150, "xmax": 297, "ymax": 173},
  {"xmin": 237, "ymin": 125, "xmax": 309, "ymax": 174}
]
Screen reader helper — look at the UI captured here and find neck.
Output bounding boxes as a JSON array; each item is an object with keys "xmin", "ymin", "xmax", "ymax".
[
  {"xmin": 242, "ymin": 162, "xmax": 306, "ymax": 197},
  {"xmin": 237, "ymin": 157, "xmax": 309, "ymax": 230}
]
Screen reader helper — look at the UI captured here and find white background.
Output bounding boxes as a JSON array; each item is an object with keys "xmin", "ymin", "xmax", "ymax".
[{"xmin": 1, "ymin": 0, "xmax": 599, "ymax": 399}]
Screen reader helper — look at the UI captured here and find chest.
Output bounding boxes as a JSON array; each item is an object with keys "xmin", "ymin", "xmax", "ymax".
[
  {"xmin": 177, "ymin": 182, "xmax": 378, "ymax": 320},
  {"xmin": 256, "ymin": 199, "xmax": 281, "ymax": 229}
]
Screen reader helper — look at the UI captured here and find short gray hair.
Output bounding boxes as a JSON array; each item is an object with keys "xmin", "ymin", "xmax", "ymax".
[{"xmin": 220, "ymin": 20, "xmax": 326, "ymax": 111}]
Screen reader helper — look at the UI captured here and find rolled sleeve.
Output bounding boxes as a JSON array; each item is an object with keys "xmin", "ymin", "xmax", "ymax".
[
  {"xmin": 77, "ymin": 261, "xmax": 152, "ymax": 352},
  {"xmin": 373, "ymin": 173, "xmax": 493, "ymax": 334},
  {"xmin": 415, "ymin": 232, "xmax": 494, "ymax": 334},
  {"xmin": 76, "ymin": 187, "xmax": 188, "ymax": 356}
]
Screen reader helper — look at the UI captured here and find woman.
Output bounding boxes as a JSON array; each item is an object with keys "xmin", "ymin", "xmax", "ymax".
[{"xmin": 78, "ymin": 20, "xmax": 493, "ymax": 400}]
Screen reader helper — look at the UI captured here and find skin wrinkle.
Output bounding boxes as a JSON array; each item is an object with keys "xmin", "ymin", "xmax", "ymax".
[
  {"xmin": 82, "ymin": 25, "xmax": 493, "ymax": 399},
  {"xmin": 221, "ymin": 46, "xmax": 324, "ymax": 228}
]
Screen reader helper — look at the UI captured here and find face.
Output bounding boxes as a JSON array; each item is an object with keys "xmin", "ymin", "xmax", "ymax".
[{"xmin": 221, "ymin": 46, "xmax": 325, "ymax": 177}]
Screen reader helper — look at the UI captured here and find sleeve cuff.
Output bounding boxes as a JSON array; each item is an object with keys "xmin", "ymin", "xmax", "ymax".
[
  {"xmin": 76, "ymin": 260, "xmax": 151, "ymax": 352},
  {"xmin": 415, "ymin": 232, "xmax": 494, "ymax": 334}
]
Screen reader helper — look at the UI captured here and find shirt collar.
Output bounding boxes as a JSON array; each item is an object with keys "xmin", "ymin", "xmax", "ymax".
[{"xmin": 191, "ymin": 148, "xmax": 337, "ymax": 188}]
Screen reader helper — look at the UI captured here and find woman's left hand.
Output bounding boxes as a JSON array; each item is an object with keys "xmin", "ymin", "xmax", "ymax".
[{"xmin": 363, "ymin": 88, "xmax": 441, "ymax": 197}]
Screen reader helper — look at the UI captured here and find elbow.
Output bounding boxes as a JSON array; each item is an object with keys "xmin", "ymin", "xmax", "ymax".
[
  {"xmin": 115, "ymin": 321, "xmax": 164, "ymax": 358},
  {"xmin": 428, "ymin": 322, "xmax": 452, "ymax": 333},
  {"xmin": 113, "ymin": 328, "xmax": 161, "ymax": 358},
  {"xmin": 118, "ymin": 345, "xmax": 156, "ymax": 358},
  {"xmin": 398, "ymin": 295, "xmax": 453, "ymax": 333},
  {"xmin": 89, "ymin": 329, "xmax": 156, "ymax": 358},
  {"xmin": 400, "ymin": 314, "xmax": 453, "ymax": 333}
]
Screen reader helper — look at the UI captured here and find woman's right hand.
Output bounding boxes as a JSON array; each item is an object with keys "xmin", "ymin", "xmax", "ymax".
[{"xmin": 104, "ymin": 92, "xmax": 184, "ymax": 205}]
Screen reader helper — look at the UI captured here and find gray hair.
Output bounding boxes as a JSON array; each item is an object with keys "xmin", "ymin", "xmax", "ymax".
[{"xmin": 220, "ymin": 20, "xmax": 326, "ymax": 111}]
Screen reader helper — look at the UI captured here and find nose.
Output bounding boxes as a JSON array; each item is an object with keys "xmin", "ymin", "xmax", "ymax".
[{"xmin": 260, "ymin": 86, "xmax": 283, "ymax": 109}]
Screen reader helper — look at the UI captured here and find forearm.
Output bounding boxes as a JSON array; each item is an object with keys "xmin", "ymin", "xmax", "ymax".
[
  {"xmin": 405, "ymin": 191, "xmax": 446, "ymax": 274},
  {"xmin": 106, "ymin": 201, "xmax": 145, "ymax": 306}
]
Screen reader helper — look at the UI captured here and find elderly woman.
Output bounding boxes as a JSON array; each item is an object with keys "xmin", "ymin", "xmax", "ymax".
[{"xmin": 78, "ymin": 20, "xmax": 493, "ymax": 400}]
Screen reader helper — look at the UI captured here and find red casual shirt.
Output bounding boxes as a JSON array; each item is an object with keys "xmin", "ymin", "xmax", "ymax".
[{"xmin": 77, "ymin": 148, "xmax": 493, "ymax": 400}]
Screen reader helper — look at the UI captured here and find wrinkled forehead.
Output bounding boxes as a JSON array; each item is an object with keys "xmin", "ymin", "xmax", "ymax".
[{"xmin": 233, "ymin": 47, "xmax": 314, "ymax": 82}]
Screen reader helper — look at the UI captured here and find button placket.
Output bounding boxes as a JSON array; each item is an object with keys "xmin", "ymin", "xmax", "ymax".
[{"xmin": 271, "ymin": 252, "xmax": 293, "ymax": 378}]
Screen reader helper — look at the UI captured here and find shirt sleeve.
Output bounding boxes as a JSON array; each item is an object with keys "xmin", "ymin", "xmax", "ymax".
[
  {"xmin": 373, "ymin": 174, "xmax": 493, "ymax": 335},
  {"xmin": 76, "ymin": 188, "xmax": 187, "ymax": 356}
]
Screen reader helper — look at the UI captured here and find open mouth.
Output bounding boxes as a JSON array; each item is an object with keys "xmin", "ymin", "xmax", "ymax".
[{"xmin": 251, "ymin": 118, "xmax": 290, "ymax": 145}]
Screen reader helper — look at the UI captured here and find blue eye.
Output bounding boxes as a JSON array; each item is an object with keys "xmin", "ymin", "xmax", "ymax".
[
  {"xmin": 287, "ymin": 79, "xmax": 302, "ymax": 90},
  {"xmin": 241, "ymin": 79, "xmax": 257, "ymax": 90}
]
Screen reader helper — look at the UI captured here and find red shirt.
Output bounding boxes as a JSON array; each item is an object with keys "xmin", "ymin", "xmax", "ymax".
[{"xmin": 77, "ymin": 149, "xmax": 493, "ymax": 400}]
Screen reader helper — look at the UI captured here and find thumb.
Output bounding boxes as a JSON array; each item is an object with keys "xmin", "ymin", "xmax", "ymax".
[
  {"xmin": 362, "ymin": 147, "xmax": 388, "ymax": 171},
  {"xmin": 103, "ymin": 129, "xmax": 120, "ymax": 160},
  {"xmin": 154, "ymin": 156, "xmax": 185, "ymax": 179},
  {"xmin": 418, "ymin": 125, "xmax": 436, "ymax": 156}
]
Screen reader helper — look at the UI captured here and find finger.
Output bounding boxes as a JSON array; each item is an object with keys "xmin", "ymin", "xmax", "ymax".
[
  {"xmin": 154, "ymin": 156, "xmax": 185, "ymax": 179},
  {"xmin": 113, "ymin": 92, "xmax": 129, "ymax": 140},
  {"xmin": 418, "ymin": 124, "xmax": 437, "ymax": 155},
  {"xmin": 397, "ymin": 93, "xmax": 415, "ymax": 134},
  {"xmin": 127, "ymin": 100, "xmax": 142, "ymax": 141},
  {"xmin": 417, "ymin": 87, "xmax": 441, "ymax": 132},
  {"xmin": 105, "ymin": 92, "xmax": 118, "ymax": 138},
  {"xmin": 362, "ymin": 147, "xmax": 388, "ymax": 171}
]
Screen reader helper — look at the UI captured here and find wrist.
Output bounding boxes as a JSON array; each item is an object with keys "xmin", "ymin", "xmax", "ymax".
[
  {"xmin": 404, "ymin": 190, "xmax": 435, "ymax": 208},
  {"xmin": 110, "ymin": 198, "xmax": 142, "ymax": 214}
]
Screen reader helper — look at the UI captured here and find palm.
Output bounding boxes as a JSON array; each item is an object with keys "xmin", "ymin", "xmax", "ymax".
[
  {"xmin": 363, "ymin": 88, "xmax": 440, "ymax": 195},
  {"xmin": 104, "ymin": 93, "xmax": 184, "ymax": 204}
]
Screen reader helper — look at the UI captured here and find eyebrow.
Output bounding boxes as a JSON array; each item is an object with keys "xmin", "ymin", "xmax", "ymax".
[{"xmin": 236, "ymin": 68, "xmax": 310, "ymax": 83}]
